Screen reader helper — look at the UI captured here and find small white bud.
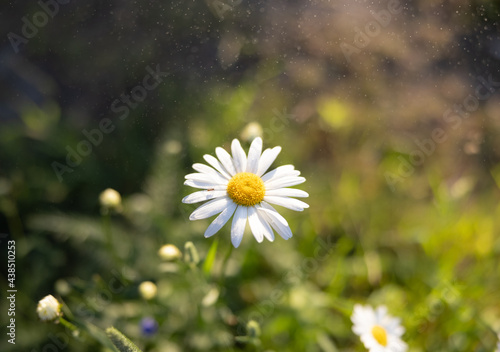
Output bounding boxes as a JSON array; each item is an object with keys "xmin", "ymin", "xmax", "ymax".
[
  {"xmin": 138, "ymin": 281, "xmax": 157, "ymax": 300},
  {"xmin": 37, "ymin": 295, "xmax": 62, "ymax": 321},
  {"xmin": 241, "ymin": 122, "xmax": 263, "ymax": 142},
  {"xmin": 246, "ymin": 320, "xmax": 261, "ymax": 338},
  {"xmin": 99, "ymin": 188, "xmax": 122, "ymax": 210},
  {"xmin": 158, "ymin": 244, "xmax": 182, "ymax": 261}
]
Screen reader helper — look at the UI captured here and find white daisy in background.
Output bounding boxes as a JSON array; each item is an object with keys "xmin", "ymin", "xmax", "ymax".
[
  {"xmin": 351, "ymin": 304, "xmax": 408, "ymax": 352},
  {"xmin": 182, "ymin": 137, "xmax": 309, "ymax": 248}
]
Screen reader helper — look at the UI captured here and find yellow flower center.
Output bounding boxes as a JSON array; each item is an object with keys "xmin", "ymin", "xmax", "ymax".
[
  {"xmin": 371, "ymin": 325, "xmax": 388, "ymax": 347},
  {"xmin": 226, "ymin": 172, "xmax": 265, "ymax": 206}
]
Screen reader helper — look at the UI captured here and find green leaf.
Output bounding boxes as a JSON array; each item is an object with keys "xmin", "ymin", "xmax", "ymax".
[{"xmin": 202, "ymin": 238, "xmax": 219, "ymax": 276}]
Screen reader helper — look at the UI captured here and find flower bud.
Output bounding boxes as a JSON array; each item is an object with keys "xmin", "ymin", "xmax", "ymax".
[
  {"xmin": 184, "ymin": 241, "xmax": 200, "ymax": 267},
  {"xmin": 246, "ymin": 320, "xmax": 261, "ymax": 338},
  {"xmin": 99, "ymin": 188, "xmax": 122, "ymax": 211},
  {"xmin": 36, "ymin": 295, "xmax": 62, "ymax": 321},
  {"xmin": 158, "ymin": 244, "xmax": 182, "ymax": 261},
  {"xmin": 241, "ymin": 122, "xmax": 263, "ymax": 142},
  {"xmin": 55, "ymin": 279, "xmax": 71, "ymax": 296},
  {"xmin": 138, "ymin": 281, "xmax": 157, "ymax": 300}
]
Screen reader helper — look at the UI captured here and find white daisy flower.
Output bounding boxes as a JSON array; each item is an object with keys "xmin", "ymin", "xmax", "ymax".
[
  {"xmin": 351, "ymin": 304, "xmax": 407, "ymax": 352},
  {"xmin": 182, "ymin": 137, "xmax": 309, "ymax": 248}
]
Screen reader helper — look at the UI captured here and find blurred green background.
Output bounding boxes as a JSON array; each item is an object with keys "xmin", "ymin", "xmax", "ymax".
[{"xmin": 1, "ymin": 0, "xmax": 500, "ymax": 351}]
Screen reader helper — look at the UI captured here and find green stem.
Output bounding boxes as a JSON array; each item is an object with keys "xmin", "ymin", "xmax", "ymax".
[
  {"xmin": 101, "ymin": 212, "xmax": 120, "ymax": 265},
  {"xmin": 59, "ymin": 317, "xmax": 78, "ymax": 332}
]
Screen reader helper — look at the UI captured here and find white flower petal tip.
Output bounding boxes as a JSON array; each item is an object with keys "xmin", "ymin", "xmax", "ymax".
[
  {"xmin": 351, "ymin": 304, "xmax": 408, "ymax": 352},
  {"xmin": 183, "ymin": 137, "xmax": 308, "ymax": 247}
]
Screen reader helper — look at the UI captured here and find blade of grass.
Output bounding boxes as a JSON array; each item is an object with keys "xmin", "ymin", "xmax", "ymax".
[{"xmin": 203, "ymin": 238, "xmax": 219, "ymax": 276}]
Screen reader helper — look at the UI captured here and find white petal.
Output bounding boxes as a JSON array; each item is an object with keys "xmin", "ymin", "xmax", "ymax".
[
  {"xmin": 261, "ymin": 165, "xmax": 299, "ymax": 182},
  {"xmin": 231, "ymin": 139, "xmax": 247, "ymax": 173},
  {"xmin": 264, "ymin": 176, "xmax": 306, "ymax": 190},
  {"xmin": 203, "ymin": 155, "xmax": 232, "ymax": 179},
  {"xmin": 265, "ymin": 188, "xmax": 309, "ymax": 198},
  {"xmin": 192, "ymin": 163, "xmax": 230, "ymax": 181},
  {"xmin": 231, "ymin": 206, "xmax": 247, "ymax": 248},
  {"xmin": 216, "ymin": 147, "xmax": 237, "ymax": 176},
  {"xmin": 255, "ymin": 208, "xmax": 275, "ymax": 241},
  {"xmin": 257, "ymin": 202, "xmax": 293, "ymax": 240},
  {"xmin": 247, "ymin": 206, "xmax": 265, "ymax": 242},
  {"xmin": 256, "ymin": 146, "xmax": 281, "ymax": 176},
  {"xmin": 246, "ymin": 137, "xmax": 262, "ymax": 174},
  {"xmin": 182, "ymin": 190, "xmax": 227, "ymax": 204},
  {"xmin": 189, "ymin": 196, "xmax": 232, "ymax": 220},
  {"xmin": 204, "ymin": 202, "xmax": 237, "ymax": 237},
  {"xmin": 263, "ymin": 196, "xmax": 309, "ymax": 211},
  {"xmin": 185, "ymin": 173, "xmax": 227, "ymax": 185},
  {"xmin": 258, "ymin": 209, "xmax": 292, "ymax": 240},
  {"xmin": 184, "ymin": 180, "xmax": 228, "ymax": 190},
  {"xmin": 191, "ymin": 163, "xmax": 217, "ymax": 175}
]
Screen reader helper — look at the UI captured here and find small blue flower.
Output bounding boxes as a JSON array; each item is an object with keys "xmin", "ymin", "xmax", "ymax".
[{"xmin": 140, "ymin": 317, "xmax": 158, "ymax": 337}]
